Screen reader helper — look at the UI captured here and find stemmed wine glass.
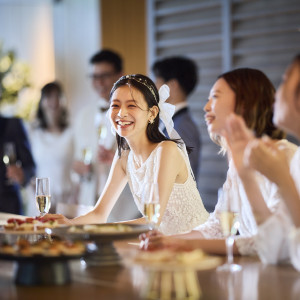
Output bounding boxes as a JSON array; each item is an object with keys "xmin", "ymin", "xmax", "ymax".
[
  {"xmin": 97, "ymin": 123, "xmax": 108, "ymax": 147},
  {"xmin": 142, "ymin": 182, "xmax": 160, "ymax": 230},
  {"xmin": 3, "ymin": 142, "xmax": 17, "ymax": 184},
  {"xmin": 217, "ymin": 188, "xmax": 242, "ymax": 272},
  {"xmin": 35, "ymin": 177, "xmax": 51, "ymax": 217},
  {"xmin": 81, "ymin": 147, "xmax": 92, "ymax": 181}
]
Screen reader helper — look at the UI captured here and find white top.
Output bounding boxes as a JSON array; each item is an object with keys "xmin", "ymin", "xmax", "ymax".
[
  {"xmin": 195, "ymin": 139, "xmax": 298, "ymax": 256},
  {"xmin": 255, "ymin": 147, "xmax": 300, "ymax": 267},
  {"xmin": 126, "ymin": 142, "xmax": 209, "ymax": 235},
  {"xmin": 28, "ymin": 127, "xmax": 75, "ymax": 213}
]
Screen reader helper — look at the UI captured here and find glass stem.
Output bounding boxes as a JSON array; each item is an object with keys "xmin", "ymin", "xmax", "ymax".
[{"xmin": 226, "ymin": 236, "xmax": 234, "ymax": 265}]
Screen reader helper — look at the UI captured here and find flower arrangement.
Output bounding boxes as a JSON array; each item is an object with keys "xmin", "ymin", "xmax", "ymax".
[{"xmin": 0, "ymin": 42, "xmax": 38, "ymax": 120}]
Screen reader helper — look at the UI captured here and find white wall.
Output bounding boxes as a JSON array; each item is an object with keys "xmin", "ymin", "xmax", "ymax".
[{"xmin": 0, "ymin": 0, "xmax": 100, "ymax": 121}]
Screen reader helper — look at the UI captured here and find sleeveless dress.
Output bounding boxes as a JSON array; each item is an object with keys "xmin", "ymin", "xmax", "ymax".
[
  {"xmin": 195, "ymin": 139, "xmax": 298, "ymax": 256},
  {"xmin": 126, "ymin": 142, "xmax": 209, "ymax": 235}
]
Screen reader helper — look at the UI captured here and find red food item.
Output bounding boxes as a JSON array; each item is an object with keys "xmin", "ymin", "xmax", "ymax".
[
  {"xmin": 25, "ymin": 218, "xmax": 35, "ymax": 223},
  {"xmin": 16, "ymin": 219, "xmax": 25, "ymax": 225},
  {"xmin": 7, "ymin": 218, "xmax": 18, "ymax": 224}
]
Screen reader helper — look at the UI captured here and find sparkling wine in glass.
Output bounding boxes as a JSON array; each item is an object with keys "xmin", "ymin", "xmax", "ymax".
[
  {"xmin": 82, "ymin": 147, "xmax": 92, "ymax": 165},
  {"xmin": 3, "ymin": 142, "xmax": 17, "ymax": 184},
  {"xmin": 97, "ymin": 123, "xmax": 108, "ymax": 147},
  {"xmin": 35, "ymin": 177, "xmax": 51, "ymax": 217},
  {"xmin": 217, "ymin": 188, "xmax": 242, "ymax": 272},
  {"xmin": 143, "ymin": 182, "xmax": 160, "ymax": 230},
  {"xmin": 3, "ymin": 142, "xmax": 17, "ymax": 166}
]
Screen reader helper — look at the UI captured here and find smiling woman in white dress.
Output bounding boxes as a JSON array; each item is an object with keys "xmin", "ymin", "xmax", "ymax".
[
  {"xmin": 27, "ymin": 82, "xmax": 76, "ymax": 215},
  {"xmin": 140, "ymin": 68, "xmax": 297, "ymax": 255},
  {"xmin": 43, "ymin": 74, "xmax": 209, "ymax": 235},
  {"xmin": 224, "ymin": 55, "xmax": 300, "ymax": 269}
]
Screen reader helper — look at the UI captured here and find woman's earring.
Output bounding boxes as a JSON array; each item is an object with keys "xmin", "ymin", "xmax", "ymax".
[{"xmin": 149, "ymin": 119, "xmax": 154, "ymax": 124}]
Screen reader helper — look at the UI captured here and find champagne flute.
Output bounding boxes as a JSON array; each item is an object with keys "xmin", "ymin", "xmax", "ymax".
[
  {"xmin": 81, "ymin": 147, "xmax": 92, "ymax": 181},
  {"xmin": 3, "ymin": 142, "xmax": 17, "ymax": 184},
  {"xmin": 35, "ymin": 177, "xmax": 51, "ymax": 217},
  {"xmin": 82, "ymin": 147, "xmax": 92, "ymax": 165},
  {"xmin": 97, "ymin": 123, "xmax": 108, "ymax": 147},
  {"xmin": 143, "ymin": 182, "xmax": 160, "ymax": 230},
  {"xmin": 3, "ymin": 142, "xmax": 17, "ymax": 166},
  {"xmin": 217, "ymin": 188, "xmax": 242, "ymax": 272}
]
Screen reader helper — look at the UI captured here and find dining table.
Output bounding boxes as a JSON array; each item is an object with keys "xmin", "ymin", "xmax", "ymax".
[
  {"xmin": 1, "ymin": 237, "xmax": 300, "ymax": 300},
  {"xmin": 1, "ymin": 210, "xmax": 300, "ymax": 300}
]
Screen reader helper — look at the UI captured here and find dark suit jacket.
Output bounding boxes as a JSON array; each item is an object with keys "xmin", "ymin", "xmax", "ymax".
[
  {"xmin": 0, "ymin": 116, "xmax": 35, "ymax": 214},
  {"xmin": 164, "ymin": 107, "xmax": 201, "ymax": 181}
]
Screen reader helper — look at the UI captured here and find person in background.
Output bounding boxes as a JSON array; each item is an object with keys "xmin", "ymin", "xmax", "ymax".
[
  {"xmin": 72, "ymin": 49, "xmax": 140, "ymax": 221},
  {"xmin": 141, "ymin": 68, "xmax": 297, "ymax": 256},
  {"xmin": 0, "ymin": 114, "xmax": 35, "ymax": 215},
  {"xmin": 224, "ymin": 54, "xmax": 300, "ymax": 269},
  {"xmin": 43, "ymin": 74, "xmax": 209, "ymax": 234},
  {"xmin": 152, "ymin": 56, "xmax": 201, "ymax": 180},
  {"xmin": 27, "ymin": 82, "xmax": 75, "ymax": 215}
]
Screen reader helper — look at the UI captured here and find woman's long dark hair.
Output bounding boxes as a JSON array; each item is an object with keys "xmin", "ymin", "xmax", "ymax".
[
  {"xmin": 37, "ymin": 81, "xmax": 68, "ymax": 130},
  {"xmin": 219, "ymin": 68, "xmax": 285, "ymax": 140},
  {"xmin": 291, "ymin": 54, "xmax": 300, "ymax": 101},
  {"xmin": 109, "ymin": 74, "xmax": 184, "ymax": 157}
]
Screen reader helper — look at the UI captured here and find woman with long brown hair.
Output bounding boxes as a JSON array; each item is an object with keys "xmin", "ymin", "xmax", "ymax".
[{"xmin": 141, "ymin": 68, "xmax": 298, "ymax": 256}]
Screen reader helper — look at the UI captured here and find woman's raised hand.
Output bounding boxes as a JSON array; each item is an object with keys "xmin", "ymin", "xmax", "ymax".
[
  {"xmin": 223, "ymin": 113, "xmax": 254, "ymax": 178},
  {"xmin": 245, "ymin": 136, "xmax": 290, "ymax": 185}
]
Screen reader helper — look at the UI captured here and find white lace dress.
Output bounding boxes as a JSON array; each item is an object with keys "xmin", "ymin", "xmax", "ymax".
[
  {"xmin": 195, "ymin": 139, "xmax": 297, "ymax": 256},
  {"xmin": 126, "ymin": 142, "xmax": 209, "ymax": 235},
  {"xmin": 255, "ymin": 147, "xmax": 300, "ymax": 267}
]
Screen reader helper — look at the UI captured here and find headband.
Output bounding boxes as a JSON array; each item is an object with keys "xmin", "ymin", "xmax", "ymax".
[{"xmin": 110, "ymin": 75, "xmax": 183, "ymax": 143}]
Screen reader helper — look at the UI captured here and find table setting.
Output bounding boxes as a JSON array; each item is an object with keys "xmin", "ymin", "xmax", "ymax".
[{"xmin": 1, "ymin": 176, "xmax": 300, "ymax": 300}]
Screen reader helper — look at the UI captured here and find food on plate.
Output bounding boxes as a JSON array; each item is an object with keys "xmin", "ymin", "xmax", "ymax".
[
  {"xmin": 3, "ymin": 217, "xmax": 58, "ymax": 232},
  {"xmin": 0, "ymin": 242, "xmax": 15, "ymax": 255},
  {"xmin": 0, "ymin": 238, "xmax": 86, "ymax": 257},
  {"xmin": 68, "ymin": 224, "xmax": 134, "ymax": 234}
]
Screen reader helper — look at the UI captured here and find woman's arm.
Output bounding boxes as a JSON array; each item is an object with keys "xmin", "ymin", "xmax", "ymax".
[
  {"xmin": 224, "ymin": 114, "xmax": 272, "ymax": 225},
  {"xmin": 246, "ymin": 139, "xmax": 300, "ymax": 227},
  {"xmin": 142, "ymin": 231, "xmax": 239, "ymax": 255},
  {"xmin": 44, "ymin": 151, "xmax": 128, "ymax": 225}
]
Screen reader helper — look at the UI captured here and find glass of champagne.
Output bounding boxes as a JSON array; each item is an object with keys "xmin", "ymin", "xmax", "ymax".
[
  {"xmin": 3, "ymin": 142, "xmax": 17, "ymax": 184},
  {"xmin": 3, "ymin": 142, "xmax": 17, "ymax": 166},
  {"xmin": 143, "ymin": 182, "xmax": 160, "ymax": 230},
  {"xmin": 81, "ymin": 147, "xmax": 92, "ymax": 181},
  {"xmin": 98, "ymin": 123, "xmax": 108, "ymax": 147},
  {"xmin": 217, "ymin": 188, "xmax": 242, "ymax": 272},
  {"xmin": 35, "ymin": 177, "xmax": 51, "ymax": 217},
  {"xmin": 82, "ymin": 147, "xmax": 92, "ymax": 165}
]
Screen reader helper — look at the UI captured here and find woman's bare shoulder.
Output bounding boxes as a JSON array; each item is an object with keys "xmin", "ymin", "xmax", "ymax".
[{"xmin": 157, "ymin": 141, "xmax": 181, "ymax": 156}]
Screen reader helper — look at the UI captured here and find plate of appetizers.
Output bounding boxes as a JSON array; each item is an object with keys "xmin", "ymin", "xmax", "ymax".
[
  {"xmin": 50, "ymin": 223, "xmax": 150, "ymax": 241},
  {"xmin": 0, "ymin": 217, "xmax": 59, "ymax": 235},
  {"xmin": 0, "ymin": 237, "xmax": 91, "ymax": 261},
  {"xmin": 0, "ymin": 237, "xmax": 94, "ymax": 285}
]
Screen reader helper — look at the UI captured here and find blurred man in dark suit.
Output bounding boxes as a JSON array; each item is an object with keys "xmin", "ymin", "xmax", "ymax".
[
  {"xmin": 0, "ymin": 116, "xmax": 35, "ymax": 214},
  {"xmin": 152, "ymin": 56, "xmax": 201, "ymax": 180}
]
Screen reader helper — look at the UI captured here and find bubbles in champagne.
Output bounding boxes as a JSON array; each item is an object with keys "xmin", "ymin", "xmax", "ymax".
[{"xmin": 36, "ymin": 195, "xmax": 51, "ymax": 215}]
